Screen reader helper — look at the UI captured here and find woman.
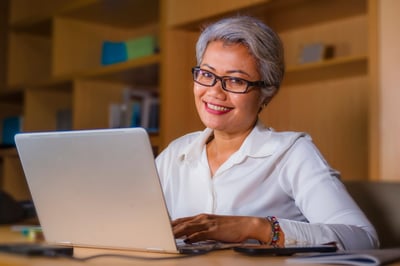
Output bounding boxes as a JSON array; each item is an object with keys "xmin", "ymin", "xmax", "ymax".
[{"xmin": 156, "ymin": 16, "xmax": 378, "ymax": 250}]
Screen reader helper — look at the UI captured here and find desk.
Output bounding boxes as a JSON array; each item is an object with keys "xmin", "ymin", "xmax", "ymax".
[{"xmin": 1, "ymin": 225, "xmax": 400, "ymax": 266}]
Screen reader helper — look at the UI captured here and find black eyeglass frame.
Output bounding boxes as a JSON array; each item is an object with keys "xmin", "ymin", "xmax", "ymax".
[{"xmin": 191, "ymin": 67, "xmax": 276, "ymax": 94}]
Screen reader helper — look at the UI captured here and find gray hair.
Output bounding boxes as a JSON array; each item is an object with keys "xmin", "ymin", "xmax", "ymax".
[{"xmin": 196, "ymin": 16, "xmax": 285, "ymax": 101}]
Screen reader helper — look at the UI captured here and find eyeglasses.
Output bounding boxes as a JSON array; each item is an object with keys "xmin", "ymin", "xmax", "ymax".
[{"xmin": 192, "ymin": 67, "xmax": 273, "ymax": 94}]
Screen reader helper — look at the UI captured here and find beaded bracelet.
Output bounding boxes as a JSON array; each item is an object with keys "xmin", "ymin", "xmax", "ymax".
[{"xmin": 266, "ymin": 216, "xmax": 281, "ymax": 247}]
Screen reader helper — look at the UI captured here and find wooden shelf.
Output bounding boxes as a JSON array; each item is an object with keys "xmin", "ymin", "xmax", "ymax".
[
  {"xmin": 287, "ymin": 55, "xmax": 367, "ymax": 73},
  {"xmin": 1, "ymin": 0, "xmax": 384, "ymax": 185},
  {"xmin": 9, "ymin": 0, "xmax": 159, "ymax": 32},
  {"xmin": 166, "ymin": 0, "xmax": 267, "ymax": 28},
  {"xmin": 7, "ymin": 0, "xmax": 160, "ymax": 88},
  {"xmin": 284, "ymin": 55, "xmax": 368, "ymax": 85},
  {"xmin": 6, "ymin": 54, "xmax": 160, "ymax": 92},
  {"xmin": 167, "ymin": 0, "xmax": 366, "ymax": 33},
  {"xmin": 73, "ymin": 54, "xmax": 160, "ymax": 85},
  {"xmin": 162, "ymin": 0, "xmax": 372, "ymax": 181},
  {"xmin": 4, "ymin": 0, "xmax": 162, "ymax": 136}
]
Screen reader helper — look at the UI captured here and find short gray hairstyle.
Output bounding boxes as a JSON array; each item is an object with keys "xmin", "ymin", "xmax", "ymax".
[{"xmin": 196, "ymin": 16, "xmax": 285, "ymax": 100}]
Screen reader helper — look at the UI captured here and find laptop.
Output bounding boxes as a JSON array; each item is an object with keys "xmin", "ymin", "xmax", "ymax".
[{"xmin": 14, "ymin": 127, "xmax": 216, "ymax": 254}]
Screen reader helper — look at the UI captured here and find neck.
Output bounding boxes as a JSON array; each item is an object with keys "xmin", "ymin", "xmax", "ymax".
[{"xmin": 206, "ymin": 126, "xmax": 253, "ymax": 176}]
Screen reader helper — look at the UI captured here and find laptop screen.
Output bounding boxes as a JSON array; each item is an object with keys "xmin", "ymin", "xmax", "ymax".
[{"xmin": 15, "ymin": 128, "xmax": 178, "ymax": 253}]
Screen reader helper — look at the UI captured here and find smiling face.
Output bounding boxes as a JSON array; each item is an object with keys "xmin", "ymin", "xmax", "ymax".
[{"xmin": 194, "ymin": 41, "xmax": 264, "ymax": 136}]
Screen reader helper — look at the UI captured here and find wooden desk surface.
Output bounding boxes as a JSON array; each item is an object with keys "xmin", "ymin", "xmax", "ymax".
[
  {"xmin": 1, "ymin": 225, "xmax": 400, "ymax": 266},
  {"xmin": 0, "ymin": 225, "xmax": 283, "ymax": 266}
]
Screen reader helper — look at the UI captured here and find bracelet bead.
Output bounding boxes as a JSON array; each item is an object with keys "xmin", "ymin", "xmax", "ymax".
[{"xmin": 266, "ymin": 216, "xmax": 282, "ymax": 247}]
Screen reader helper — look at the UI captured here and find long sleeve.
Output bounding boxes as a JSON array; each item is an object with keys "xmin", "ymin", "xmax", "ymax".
[
  {"xmin": 280, "ymin": 219, "xmax": 378, "ymax": 250},
  {"xmin": 156, "ymin": 123, "xmax": 379, "ymax": 250},
  {"xmin": 277, "ymin": 136, "xmax": 379, "ymax": 250}
]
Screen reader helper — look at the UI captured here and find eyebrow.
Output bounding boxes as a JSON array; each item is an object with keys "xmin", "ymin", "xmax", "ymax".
[{"xmin": 200, "ymin": 64, "xmax": 252, "ymax": 78}]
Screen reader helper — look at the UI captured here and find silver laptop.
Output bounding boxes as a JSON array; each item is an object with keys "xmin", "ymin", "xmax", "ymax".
[{"xmin": 14, "ymin": 128, "xmax": 217, "ymax": 254}]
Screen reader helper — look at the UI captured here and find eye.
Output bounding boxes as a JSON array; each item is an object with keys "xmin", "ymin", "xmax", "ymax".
[
  {"xmin": 200, "ymin": 70, "xmax": 214, "ymax": 79},
  {"xmin": 226, "ymin": 77, "xmax": 246, "ymax": 86}
]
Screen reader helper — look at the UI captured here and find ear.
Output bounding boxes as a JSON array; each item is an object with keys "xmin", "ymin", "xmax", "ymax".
[
  {"xmin": 262, "ymin": 96, "xmax": 273, "ymax": 106},
  {"xmin": 258, "ymin": 95, "xmax": 273, "ymax": 113}
]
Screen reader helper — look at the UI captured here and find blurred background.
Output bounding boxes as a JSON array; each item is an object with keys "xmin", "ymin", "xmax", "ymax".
[{"xmin": 0, "ymin": 0, "xmax": 399, "ymax": 203}]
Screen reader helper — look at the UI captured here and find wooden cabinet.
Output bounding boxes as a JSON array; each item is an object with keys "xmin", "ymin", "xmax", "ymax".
[
  {"xmin": 0, "ymin": 0, "xmax": 161, "ymax": 199},
  {"xmin": 162, "ymin": 0, "xmax": 372, "ymax": 180},
  {"xmin": 5, "ymin": 0, "xmax": 160, "ymax": 133},
  {"xmin": 0, "ymin": 0, "xmax": 394, "ymax": 201},
  {"xmin": 369, "ymin": 0, "xmax": 400, "ymax": 181}
]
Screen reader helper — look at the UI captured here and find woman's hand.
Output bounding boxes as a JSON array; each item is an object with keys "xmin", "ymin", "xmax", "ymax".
[{"xmin": 172, "ymin": 213, "xmax": 272, "ymax": 244}]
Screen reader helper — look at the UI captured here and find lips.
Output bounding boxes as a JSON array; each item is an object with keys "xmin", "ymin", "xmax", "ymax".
[{"xmin": 205, "ymin": 102, "xmax": 233, "ymax": 113}]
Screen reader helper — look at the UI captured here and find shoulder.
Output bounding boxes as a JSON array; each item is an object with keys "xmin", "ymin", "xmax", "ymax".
[
  {"xmin": 253, "ymin": 123, "xmax": 331, "ymax": 171},
  {"xmin": 267, "ymin": 130, "xmax": 327, "ymax": 165},
  {"xmin": 166, "ymin": 131, "xmax": 203, "ymax": 149},
  {"xmin": 155, "ymin": 129, "xmax": 207, "ymax": 164},
  {"xmin": 253, "ymin": 121, "xmax": 311, "ymax": 143},
  {"xmin": 248, "ymin": 122, "xmax": 313, "ymax": 157}
]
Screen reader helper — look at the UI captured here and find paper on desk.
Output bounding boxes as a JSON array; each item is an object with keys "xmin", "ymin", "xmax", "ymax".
[{"xmin": 286, "ymin": 248, "xmax": 400, "ymax": 266}]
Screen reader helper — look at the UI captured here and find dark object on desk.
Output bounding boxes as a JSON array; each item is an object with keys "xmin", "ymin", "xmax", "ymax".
[
  {"xmin": 234, "ymin": 244, "xmax": 338, "ymax": 256},
  {"xmin": 19, "ymin": 200, "xmax": 37, "ymax": 220},
  {"xmin": 0, "ymin": 190, "xmax": 24, "ymax": 224},
  {"xmin": 0, "ymin": 243, "xmax": 73, "ymax": 257}
]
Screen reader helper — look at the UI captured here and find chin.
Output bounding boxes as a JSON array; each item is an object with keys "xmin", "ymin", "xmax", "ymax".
[{"xmin": 201, "ymin": 120, "xmax": 222, "ymax": 130}]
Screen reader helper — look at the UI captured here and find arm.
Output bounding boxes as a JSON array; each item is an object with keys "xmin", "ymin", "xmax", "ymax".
[
  {"xmin": 277, "ymin": 138, "xmax": 379, "ymax": 250},
  {"xmin": 172, "ymin": 213, "xmax": 285, "ymax": 246},
  {"xmin": 279, "ymin": 219, "xmax": 378, "ymax": 250}
]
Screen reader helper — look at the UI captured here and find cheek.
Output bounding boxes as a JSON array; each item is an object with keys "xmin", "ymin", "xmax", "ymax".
[
  {"xmin": 193, "ymin": 84, "xmax": 200, "ymax": 94},
  {"xmin": 193, "ymin": 85, "xmax": 205, "ymax": 107},
  {"xmin": 232, "ymin": 93, "xmax": 262, "ymax": 112},
  {"xmin": 193, "ymin": 84, "xmax": 206, "ymax": 99}
]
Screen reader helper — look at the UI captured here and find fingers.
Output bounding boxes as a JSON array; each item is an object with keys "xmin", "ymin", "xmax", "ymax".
[
  {"xmin": 171, "ymin": 215, "xmax": 197, "ymax": 226},
  {"xmin": 172, "ymin": 215, "xmax": 272, "ymax": 244},
  {"xmin": 172, "ymin": 214, "xmax": 251, "ymax": 243},
  {"xmin": 182, "ymin": 230, "xmax": 212, "ymax": 244},
  {"xmin": 172, "ymin": 214, "xmax": 213, "ymax": 239}
]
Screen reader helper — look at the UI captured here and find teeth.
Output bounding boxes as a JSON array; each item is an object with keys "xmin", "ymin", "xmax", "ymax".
[{"xmin": 207, "ymin": 103, "xmax": 231, "ymax": 112}]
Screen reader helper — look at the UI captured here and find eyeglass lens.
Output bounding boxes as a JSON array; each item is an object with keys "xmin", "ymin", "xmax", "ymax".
[{"xmin": 193, "ymin": 68, "xmax": 249, "ymax": 93}]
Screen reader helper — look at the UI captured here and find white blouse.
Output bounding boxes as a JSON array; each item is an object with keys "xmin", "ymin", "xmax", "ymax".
[{"xmin": 155, "ymin": 121, "xmax": 379, "ymax": 250}]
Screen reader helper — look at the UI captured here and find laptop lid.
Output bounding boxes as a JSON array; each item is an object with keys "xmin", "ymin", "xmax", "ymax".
[{"xmin": 15, "ymin": 128, "xmax": 179, "ymax": 253}]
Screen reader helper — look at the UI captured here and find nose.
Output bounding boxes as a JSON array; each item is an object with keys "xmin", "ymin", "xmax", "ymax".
[
  {"xmin": 211, "ymin": 76, "xmax": 226, "ymax": 92},
  {"xmin": 207, "ymin": 78, "xmax": 227, "ymax": 99}
]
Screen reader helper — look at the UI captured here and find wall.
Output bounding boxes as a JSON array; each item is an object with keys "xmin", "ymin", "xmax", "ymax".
[
  {"xmin": 0, "ymin": 0, "xmax": 8, "ymax": 87},
  {"xmin": 379, "ymin": 0, "xmax": 400, "ymax": 181}
]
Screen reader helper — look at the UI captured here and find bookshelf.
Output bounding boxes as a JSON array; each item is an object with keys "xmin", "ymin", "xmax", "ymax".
[
  {"xmin": 4, "ymin": 0, "xmax": 160, "ymax": 134},
  {"xmin": 1, "ymin": 0, "xmax": 161, "ymax": 200},
  {"xmin": 0, "ymin": 0, "xmax": 397, "ymax": 200},
  {"xmin": 162, "ymin": 0, "xmax": 371, "ymax": 181}
]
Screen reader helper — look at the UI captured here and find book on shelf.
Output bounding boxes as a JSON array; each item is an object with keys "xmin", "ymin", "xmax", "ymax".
[
  {"xmin": 101, "ymin": 35, "xmax": 158, "ymax": 65},
  {"xmin": 1, "ymin": 115, "xmax": 23, "ymax": 147},
  {"xmin": 109, "ymin": 104, "xmax": 125, "ymax": 129},
  {"xmin": 109, "ymin": 88, "xmax": 159, "ymax": 133},
  {"xmin": 298, "ymin": 43, "xmax": 335, "ymax": 64},
  {"xmin": 140, "ymin": 96, "xmax": 159, "ymax": 133},
  {"xmin": 286, "ymin": 248, "xmax": 400, "ymax": 266},
  {"xmin": 56, "ymin": 109, "xmax": 72, "ymax": 131}
]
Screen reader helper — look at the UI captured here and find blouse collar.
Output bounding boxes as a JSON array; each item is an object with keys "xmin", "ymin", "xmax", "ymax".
[{"xmin": 179, "ymin": 120, "xmax": 281, "ymax": 163}]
